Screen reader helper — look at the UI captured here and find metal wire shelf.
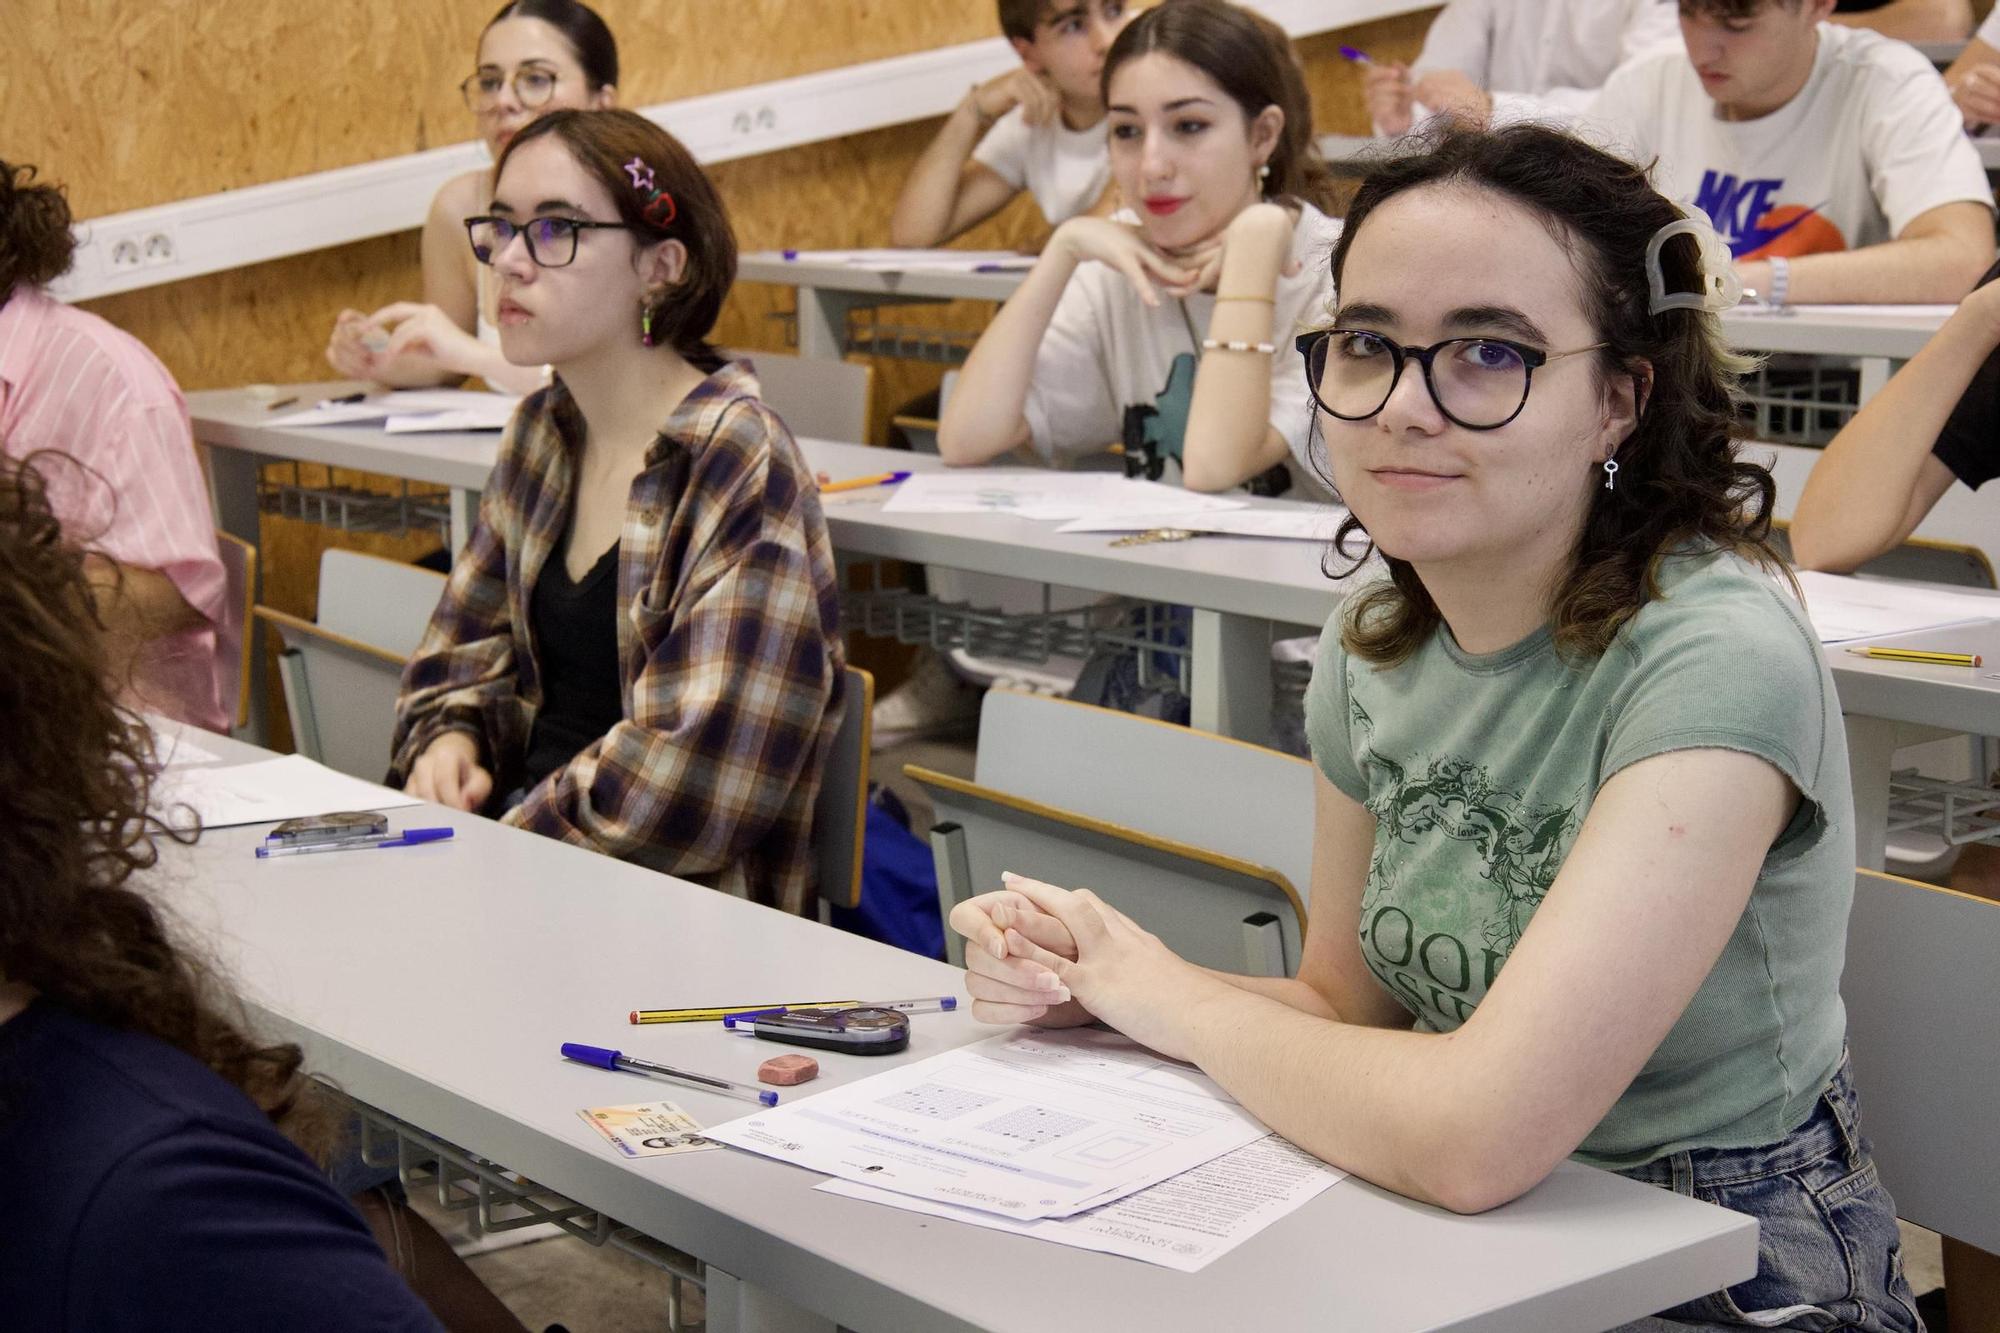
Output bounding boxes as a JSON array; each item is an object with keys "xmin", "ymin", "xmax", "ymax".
[
  {"xmin": 258, "ymin": 464, "xmax": 451, "ymax": 542},
  {"xmin": 1885, "ymin": 770, "xmax": 2000, "ymax": 847},
  {"xmin": 342, "ymin": 1091, "xmax": 707, "ymax": 1332},
  {"xmin": 1736, "ymin": 360, "xmax": 1861, "ymax": 446}
]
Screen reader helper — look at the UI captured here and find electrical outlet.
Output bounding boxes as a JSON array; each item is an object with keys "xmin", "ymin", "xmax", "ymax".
[
  {"xmin": 109, "ymin": 236, "xmax": 143, "ymax": 271},
  {"xmin": 755, "ymin": 104, "xmax": 777, "ymax": 133},
  {"xmin": 142, "ymin": 231, "xmax": 176, "ymax": 266}
]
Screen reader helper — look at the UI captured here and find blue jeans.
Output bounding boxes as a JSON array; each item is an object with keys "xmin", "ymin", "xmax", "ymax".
[{"xmin": 1614, "ymin": 1053, "xmax": 1923, "ymax": 1332}]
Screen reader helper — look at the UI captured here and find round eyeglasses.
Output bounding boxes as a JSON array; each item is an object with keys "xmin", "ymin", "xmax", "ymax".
[
  {"xmin": 464, "ymin": 215, "xmax": 633, "ymax": 269},
  {"xmin": 1295, "ymin": 329, "xmax": 1607, "ymax": 431},
  {"xmin": 460, "ymin": 65, "xmax": 560, "ymax": 112}
]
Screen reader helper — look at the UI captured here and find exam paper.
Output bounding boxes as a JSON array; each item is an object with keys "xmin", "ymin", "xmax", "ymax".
[
  {"xmin": 776, "ymin": 248, "xmax": 1033, "ymax": 272},
  {"xmin": 146, "ymin": 721, "xmax": 222, "ymax": 768},
  {"xmin": 272, "ymin": 389, "xmax": 520, "ymax": 430},
  {"xmin": 820, "ymin": 1133, "xmax": 1345, "ymax": 1273},
  {"xmin": 882, "ymin": 471, "xmax": 1247, "ymax": 522},
  {"xmin": 704, "ymin": 1027, "xmax": 1270, "ymax": 1222},
  {"xmin": 152, "ymin": 754, "xmax": 423, "ymax": 829},
  {"xmin": 1791, "ymin": 570, "xmax": 2000, "ymax": 644}
]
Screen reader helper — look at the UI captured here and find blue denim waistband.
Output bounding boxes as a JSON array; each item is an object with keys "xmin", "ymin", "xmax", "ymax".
[{"xmin": 1617, "ymin": 1051, "xmax": 1864, "ymax": 1193}]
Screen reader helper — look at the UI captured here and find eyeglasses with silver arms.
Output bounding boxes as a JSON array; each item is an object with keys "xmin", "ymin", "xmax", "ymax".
[
  {"xmin": 461, "ymin": 64, "xmax": 562, "ymax": 112},
  {"xmin": 463, "ymin": 215, "xmax": 633, "ymax": 269},
  {"xmin": 1295, "ymin": 328, "xmax": 1607, "ymax": 431}
]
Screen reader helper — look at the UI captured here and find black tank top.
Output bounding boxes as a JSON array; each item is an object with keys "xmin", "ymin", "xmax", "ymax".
[{"xmin": 521, "ymin": 541, "xmax": 624, "ymax": 792}]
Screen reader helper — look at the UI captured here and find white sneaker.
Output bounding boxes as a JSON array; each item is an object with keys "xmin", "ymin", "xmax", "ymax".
[{"xmin": 871, "ymin": 649, "xmax": 983, "ymax": 749}]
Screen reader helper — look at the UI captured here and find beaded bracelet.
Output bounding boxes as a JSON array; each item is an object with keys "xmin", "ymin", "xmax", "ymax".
[{"xmin": 1202, "ymin": 338, "xmax": 1278, "ymax": 353}]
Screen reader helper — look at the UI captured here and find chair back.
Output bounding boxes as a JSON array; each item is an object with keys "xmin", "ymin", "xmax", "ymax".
[
  {"xmin": 973, "ymin": 688, "xmax": 1316, "ymax": 900},
  {"xmin": 1843, "ymin": 869, "xmax": 2000, "ymax": 1251},
  {"xmin": 317, "ymin": 548, "xmax": 448, "ymax": 655},
  {"xmin": 728, "ymin": 349, "xmax": 874, "ymax": 443},
  {"xmin": 913, "ymin": 767, "xmax": 1305, "ymax": 976},
  {"xmin": 812, "ymin": 666, "xmax": 875, "ymax": 911},
  {"xmin": 213, "ymin": 531, "xmax": 257, "ymax": 731},
  {"xmin": 1770, "ymin": 523, "xmax": 1998, "ymax": 590}
]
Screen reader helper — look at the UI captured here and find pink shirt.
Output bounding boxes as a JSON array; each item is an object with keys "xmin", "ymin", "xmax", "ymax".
[{"xmin": 0, "ymin": 286, "xmax": 231, "ymax": 733}]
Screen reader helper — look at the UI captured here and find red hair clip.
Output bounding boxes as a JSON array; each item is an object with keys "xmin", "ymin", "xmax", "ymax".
[{"xmin": 624, "ymin": 156, "xmax": 676, "ymax": 230}]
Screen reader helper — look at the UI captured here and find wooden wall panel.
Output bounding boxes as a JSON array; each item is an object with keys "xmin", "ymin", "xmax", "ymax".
[{"xmin": 24, "ymin": 2, "xmax": 1443, "ymax": 743}]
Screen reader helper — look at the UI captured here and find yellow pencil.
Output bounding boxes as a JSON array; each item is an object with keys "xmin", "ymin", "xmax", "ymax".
[
  {"xmin": 1847, "ymin": 647, "xmax": 1983, "ymax": 668},
  {"xmin": 629, "ymin": 1001, "xmax": 861, "ymax": 1024}
]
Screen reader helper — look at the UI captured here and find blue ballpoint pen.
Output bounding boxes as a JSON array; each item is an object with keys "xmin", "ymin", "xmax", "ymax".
[
  {"xmin": 561, "ymin": 1042, "xmax": 779, "ymax": 1106},
  {"xmin": 255, "ymin": 828, "xmax": 454, "ymax": 858},
  {"xmin": 1337, "ymin": 44, "xmax": 1374, "ymax": 65}
]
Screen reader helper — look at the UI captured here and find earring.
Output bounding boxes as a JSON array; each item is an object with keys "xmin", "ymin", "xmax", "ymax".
[
  {"xmin": 640, "ymin": 302, "xmax": 654, "ymax": 349},
  {"xmin": 1602, "ymin": 457, "xmax": 1620, "ymax": 491},
  {"xmin": 1256, "ymin": 163, "xmax": 1271, "ymax": 190}
]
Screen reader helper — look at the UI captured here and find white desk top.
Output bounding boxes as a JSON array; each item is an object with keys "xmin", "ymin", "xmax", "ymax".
[
  {"xmin": 738, "ymin": 252, "xmax": 1024, "ymax": 303},
  {"xmin": 153, "ymin": 729, "xmax": 1755, "ymax": 1332},
  {"xmin": 1715, "ymin": 305, "xmax": 1949, "ymax": 360}
]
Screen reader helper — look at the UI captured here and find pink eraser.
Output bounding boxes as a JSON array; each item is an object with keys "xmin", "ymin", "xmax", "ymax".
[{"xmin": 758, "ymin": 1054, "xmax": 819, "ymax": 1086}]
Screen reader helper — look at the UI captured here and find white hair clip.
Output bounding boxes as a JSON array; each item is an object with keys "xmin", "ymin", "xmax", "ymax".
[{"xmin": 1645, "ymin": 205, "xmax": 1742, "ymax": 315}]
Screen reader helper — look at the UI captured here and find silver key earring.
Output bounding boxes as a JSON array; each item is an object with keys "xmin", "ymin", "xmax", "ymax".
[{"xmin": 1602, "ymin": 457, "xmax": 1620, "ymax": 491}]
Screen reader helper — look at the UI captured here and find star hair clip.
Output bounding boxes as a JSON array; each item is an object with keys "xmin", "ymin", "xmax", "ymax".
[{"xmin": 623, "ymin": 156, "xmax": 677, "ymax": 228}]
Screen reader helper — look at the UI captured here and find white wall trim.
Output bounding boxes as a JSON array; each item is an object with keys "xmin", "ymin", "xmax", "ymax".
[{"xmin": 53, "ymin": 0, "xmax": 1433, "ymax": 303}]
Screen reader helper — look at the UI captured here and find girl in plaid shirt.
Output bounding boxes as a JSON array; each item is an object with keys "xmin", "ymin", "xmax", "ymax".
[{"xmin": 390, "ymin": 110, "xmax": 845, "ymax": 914}]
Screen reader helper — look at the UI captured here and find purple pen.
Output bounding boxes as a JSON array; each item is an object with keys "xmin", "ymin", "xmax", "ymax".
[
  {"xmin": 1338, "ymin": 44, "xmax": 1374, "ymax": 65},
  {"xmin": 560, "ymin": 1042, "xmax": 778, "ymax": 1106},
  {"xmin": 256, "ymin": 828, "xmax": 454, "ymax": 859}
]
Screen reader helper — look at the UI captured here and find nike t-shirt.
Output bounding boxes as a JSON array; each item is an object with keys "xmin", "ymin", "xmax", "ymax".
[
  {"xmin": 1585, "ymin": 23, "xmax": 1991, "ymax": 260},
  {"xmin": 1304, "ymin": 550, "xmax": 1854, "ymax": 1168}
]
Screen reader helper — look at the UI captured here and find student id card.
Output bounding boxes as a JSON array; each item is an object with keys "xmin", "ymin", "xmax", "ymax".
[{"xmin": 577, "ymin": 1101, "xmax": 720, "ymax": 1159}]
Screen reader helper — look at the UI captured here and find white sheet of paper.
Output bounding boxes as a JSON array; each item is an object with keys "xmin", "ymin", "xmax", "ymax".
[
  {"xmin": 1791, "ymin": 570, "xmax": 2000, "ymax": 644},
  {"xmin": 776, "ymin": 248, "xmax": 1030, "ymax": 271},
  {"xmin": 272, "ymin": 390, "xmax": 519, "ymax": 430},
  {"xmin": 819, "ymin": 1134, "xmax": 1346, "ymax": 1273},
  {"xmin": 269, "ymin": 403, "xmax": 396, "ymax": 427},
  {"xmin": 1057, "ymin": 506, "xmax": 1344, "ymax": 541},
  {"xmin": 383, "ymin": 401, "xmax": 518, "ymax": 433},
  {"xmin": 152, "ymin": 754, "xmax": 423, "ymax": 829},
  {"xmin": 704, "ymin": 1028, "xmax": 1269, "ymax": 1222},
  {"xmin": 146, "ymin": 721, "xmax": 222, "ymax": 768},
  {"xmin": 882, "ymin": 472, "xmax": 1247, "ymax": 522}
]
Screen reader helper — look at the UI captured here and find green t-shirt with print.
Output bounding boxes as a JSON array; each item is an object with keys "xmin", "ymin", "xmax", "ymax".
[{"xmin": 1304, "ymin": 550, "xmax": 1852, "ymax": 1169}]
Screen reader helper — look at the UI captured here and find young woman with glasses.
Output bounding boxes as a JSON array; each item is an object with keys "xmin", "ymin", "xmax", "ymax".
[
  {"xmin": 388, "ymin": 108, "xmax": 846, "ymax": 917},
  {"xmin": 324, "ymin": 0, "xmax": 617, "ymax": 394},
  {"xmin": 948, "ymin": 123, "xmax": 1923, "ymax": 1331}
]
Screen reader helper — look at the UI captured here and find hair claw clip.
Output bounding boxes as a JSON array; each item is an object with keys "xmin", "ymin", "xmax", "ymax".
[{"xmin": 1645, "ymin": 205, "xmax": 1742, "ymax": 315}]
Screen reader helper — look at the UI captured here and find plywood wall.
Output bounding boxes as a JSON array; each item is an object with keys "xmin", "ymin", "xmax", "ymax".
[{"xmin": 8, "ymin": 1, "xmax": 1435, "ymax": 743}]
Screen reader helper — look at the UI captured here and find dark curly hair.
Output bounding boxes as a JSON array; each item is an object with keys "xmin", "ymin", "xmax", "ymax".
[
  {"xmin": 1321, "ymin": 123, "xmax": 1784, "ymax": 665},
  {"xmin": 0, "ymin": 453, "xmax": 328, "ymax": 1157},
  {"xmin": 0, "ymin": 160, "xmax": 77, "ymax": 295}
]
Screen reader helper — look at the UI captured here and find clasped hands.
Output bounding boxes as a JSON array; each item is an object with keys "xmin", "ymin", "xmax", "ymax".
[
  {"xmin": 326, "ymin": 302, "xmax": 482, "ymax": 385},
  {"xmin": 951, "ymin": 871, "xmax": 1229, "ymax": 1063},
  {"xmin": 1051, "ymin": 203, "xmax": 1298, "ymax": 309}
]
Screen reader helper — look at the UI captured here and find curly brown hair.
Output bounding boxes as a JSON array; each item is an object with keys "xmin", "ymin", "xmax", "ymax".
[
  {"xmin": 0, "ymin": 453, "xmax": 328, "ymax": 1157},
  {"xmin": 1320, "ymin": 123, "xmax": 1785, "ymax": 665},
  {"xmin": 0, "ymin": 160, "xmax": 78, "ymax": 295}
]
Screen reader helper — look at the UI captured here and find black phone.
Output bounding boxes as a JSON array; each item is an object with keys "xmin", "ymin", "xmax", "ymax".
[{"xmin": 725, "ymin": 1006, "xmax": 910, "ymax": 1055}]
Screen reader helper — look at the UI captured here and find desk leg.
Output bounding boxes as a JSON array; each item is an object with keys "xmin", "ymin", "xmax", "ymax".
[
  {"xmin": 702, "ymin": 1267, "xmax": 837, "ymax": 1333},
  {"xmin": 795, "ymin": 286, "xmax": 861, "ymax": 361},
  {"xmin": 1857, "ymin": 357, "xmax": 1901, "ymax": 404},
  {"xmin": 1845, "ymin": 714, "xmax": 1896, "ymax": 872},
  {"xmin": 448, "ymin": 487, "xmax": 479, "ymax": 564},
  {"xmin": 1191, "ymin": 609, "xmax": 1273, "ymax": 745},
  {"xmin": 204, "ymin": 444, "xmax": 272, "ymax": 746}
]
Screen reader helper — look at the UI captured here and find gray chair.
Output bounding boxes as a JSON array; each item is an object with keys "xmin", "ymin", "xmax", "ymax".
[
  {"xmin": 254, "ymin": 549, "xmax": 445, "ymax": 780},
  {"xmin": 908, "ymin": 688, "xmax": 1314, "ymax": 975},
  {"xmin": 728, "ymin": 348, "xmax": 874, "ymax": 443},
  {"xmin": 813, "ymin": 666, "xmax": 875, "ymax": 916},
  {"xmin": 1843, "ymin": 868, "xmax": 2000, "ymax": 1253}
]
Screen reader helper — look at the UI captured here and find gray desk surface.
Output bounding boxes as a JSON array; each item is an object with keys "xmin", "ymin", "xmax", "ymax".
[
  {"xmin": 191, "ymin": 385, "xmax": 499, "ymax": 491},
  {"xmin": 1715, "ymin": 306, "xmax": 1947, "ymax": 360},
  {"xmin": 153, "ymin": 730, "xmax": 1755, "ymax": 1333},
  {"xmin": 1826, "ymin": 617, "xmax": 2000, "ymax": 735}
]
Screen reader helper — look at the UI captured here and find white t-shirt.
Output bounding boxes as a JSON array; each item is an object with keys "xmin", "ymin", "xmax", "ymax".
[
  {"xmin": 1021, "ymin": 202, "xmax": 1342, "ymax": 488},
  {"xmin": 1585, "ymin": 23, "xmax": 1992, "ymax": 259},
  {"xmin": 1980, "ymin": 5, "xmax": 2000, "ymax": 48},
  {"xmin": 1412, "ymin": 0, "xmax": 1681, "ymax": 122},
  {"xmin": 971, "ymin": 106, "xmax": 1112, "ymax": 226}
]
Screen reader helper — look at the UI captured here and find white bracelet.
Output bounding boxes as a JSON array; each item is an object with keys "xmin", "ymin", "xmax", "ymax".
[
  {"xmin": 1201, "ymin": 338, "xmax": 1278, "ymax": 354},
  {"xmin": 1767, "ymin": 256, "xmax": 1790, "ymax": 309}
]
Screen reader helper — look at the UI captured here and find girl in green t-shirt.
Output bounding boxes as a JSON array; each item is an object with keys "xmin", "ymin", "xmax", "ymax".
[{"xmin": 949, "ymin": 123, "xmax": 1920, "ymax": 1332}]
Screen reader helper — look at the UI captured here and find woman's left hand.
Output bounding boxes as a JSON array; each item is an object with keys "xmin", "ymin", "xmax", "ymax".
[
  {"xmin": 993, "ymin": 872, "xmax": 1229, "ymax": 1062},
  {"xmin": 1160, "ymin": 236, "xmax": 1227, "ymax": 298},
  {"xmin": 362, "ymin": 302, "xmax": 484, "ymax": 382}
]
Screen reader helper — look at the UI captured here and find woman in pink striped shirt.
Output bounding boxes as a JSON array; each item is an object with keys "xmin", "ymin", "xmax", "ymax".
[{"xmin": 0, "ymin": 160, "xmax": 233, "ymax": 734}]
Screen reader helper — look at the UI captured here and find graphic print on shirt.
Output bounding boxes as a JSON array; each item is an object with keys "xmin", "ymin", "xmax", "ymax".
[
  {"xmin": 1692, "ymin": 171, "xmax": 1848, "ymax": 260},
  {"xmin": 1349, "ymin": 693, "xmax": 1582, "ymax": 1028}
]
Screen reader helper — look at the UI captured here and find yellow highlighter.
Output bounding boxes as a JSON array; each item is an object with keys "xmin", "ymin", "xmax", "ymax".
[{"xmin": 630, "ymin": 1002, "xmax": 862, "ymax": 1025}]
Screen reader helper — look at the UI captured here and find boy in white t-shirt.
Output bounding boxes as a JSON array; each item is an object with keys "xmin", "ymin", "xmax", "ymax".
[
  {"xmin": 890, "ymin": 0, "xmax": 1133, "ymax": 247},
  {"xmin": 1943, "ymin": 3, "xmax": 2000, "ymax": 128},
  {"xmin": 1586, "ymin": 0, "xmax": 1994, "ymax": 305},
  {"xmin": 1367, "ymin": 0, "xmax": 1682, "ymax": 136}
]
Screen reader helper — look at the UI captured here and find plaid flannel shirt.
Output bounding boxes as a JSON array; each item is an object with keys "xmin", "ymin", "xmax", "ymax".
[{"xmin": 389, "ymin": 362, "xmax": 845, "ymax": 914}]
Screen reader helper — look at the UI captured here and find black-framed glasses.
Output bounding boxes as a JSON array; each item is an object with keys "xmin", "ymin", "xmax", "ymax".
[
  {"xmin": 460, "ymin": 65, "xmax": 560, "ymax": 111},
  {"xmin": 464, "ymin": 215, "xmax": 632, "ymax": 269},
  {"xmin": 1295, "ymin": 329, "xmax": 1608, "ymax": 431}
]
